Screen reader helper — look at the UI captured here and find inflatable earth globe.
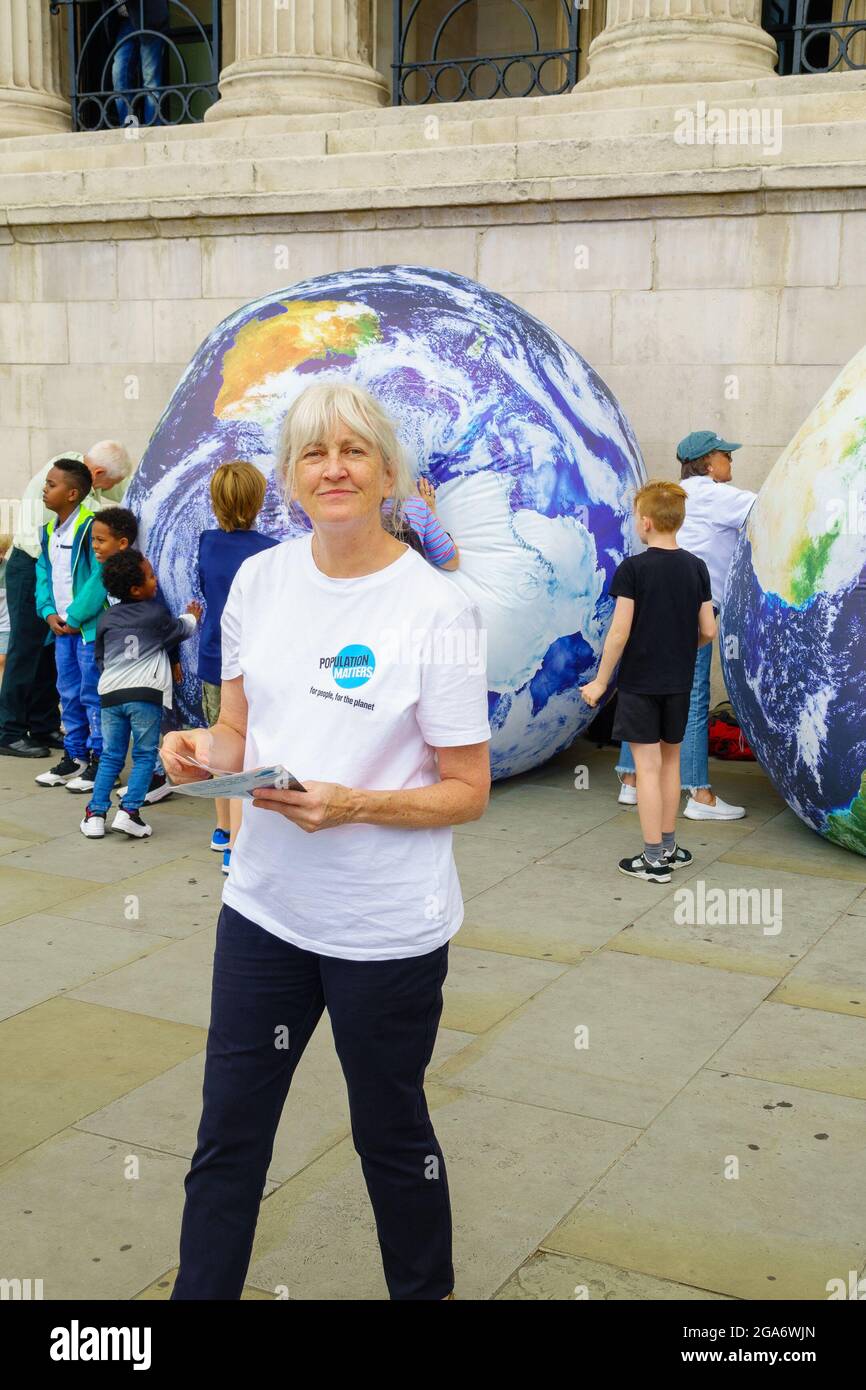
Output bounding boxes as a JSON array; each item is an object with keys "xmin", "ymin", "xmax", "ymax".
[
  {"xmin": 721, "ymin": 345, "xmax": 866, "ymax": 856},
  {"xmin": 127, "ymin": 265, "xmax": 645, "ymax": 779}
]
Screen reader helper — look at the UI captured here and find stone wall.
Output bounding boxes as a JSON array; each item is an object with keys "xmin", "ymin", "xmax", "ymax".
[{"xmin": 1, "ymin": 197, "xmax": 862, "ymax": 503}]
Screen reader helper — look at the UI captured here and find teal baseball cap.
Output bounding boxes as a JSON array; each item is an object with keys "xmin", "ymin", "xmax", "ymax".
[{"xmin": 676, "ymin": 430, "xmax": 741, "ymax": 462}]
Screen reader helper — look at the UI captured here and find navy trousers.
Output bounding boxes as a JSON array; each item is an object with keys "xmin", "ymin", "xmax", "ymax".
[{"xmin": 172, "ymin": 902, "xmax": 453, "ymax": 1300}]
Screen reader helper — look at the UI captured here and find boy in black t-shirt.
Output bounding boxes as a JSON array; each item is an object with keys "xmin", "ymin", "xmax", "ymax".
[{"xmin": 580, "ymin": 481, "xmax": 716, "ymax": 883}]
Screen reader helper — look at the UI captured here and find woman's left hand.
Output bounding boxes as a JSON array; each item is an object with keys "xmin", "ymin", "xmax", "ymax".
[{"xmin": 251, "ymin": 780, "xmax": 355, "ymax": 832}]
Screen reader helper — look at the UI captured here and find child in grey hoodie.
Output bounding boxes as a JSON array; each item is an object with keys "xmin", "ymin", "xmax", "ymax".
[{"xmin": 80, "ymin": 548, "xmax": 201, "ymax": 839}]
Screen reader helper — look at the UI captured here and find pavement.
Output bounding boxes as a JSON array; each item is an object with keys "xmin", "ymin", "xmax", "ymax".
[{"xmin": 1, "ymin": 741, "xmax": 865, "ymax": 1301}]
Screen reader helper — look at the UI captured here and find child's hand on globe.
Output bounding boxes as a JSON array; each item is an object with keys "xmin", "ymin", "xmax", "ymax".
[
  {"xmin": 417, "ymin": 477, "xmax": 436, "ymax": 511},
  {"xmin": 579, "ymin": 679, "xmax": 605, "ymax": 708}
]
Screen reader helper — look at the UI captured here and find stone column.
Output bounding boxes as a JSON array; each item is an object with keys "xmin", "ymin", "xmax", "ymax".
[
  {"xmin": 580, "ymin": 0, "xmax": 779, "ymax": 91},
  {"xmin": 206, "ymin": 0, "xmax": 389, "ymax": 121},
  {"xmin": 0, "ymin": 0, "xmax": 71, "ymax": 138}
]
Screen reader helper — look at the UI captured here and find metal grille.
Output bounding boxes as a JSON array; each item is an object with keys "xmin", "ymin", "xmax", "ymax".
[
  {"xmin": 392, "ymin": 0, "xmax": 581, "ymax": 105},
  {"xmin": 49, "ymin": 0, "xmax": 220, "ymax": 131},
  {"xmin": 763, "ymin": 0, "xmax": 866, "ymax": 73}
]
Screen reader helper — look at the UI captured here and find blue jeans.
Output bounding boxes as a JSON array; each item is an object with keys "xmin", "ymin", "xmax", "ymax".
[
  {"xmin": 55, "ymin": 633, "xmax": 102, "ymax": 761},
  {"xmin": 111, "ymin": 19, "xmax": 164, "ymax": 127},
  {"xmin": 616, "ymin": 640, "xmax": 713, "ymax": 791},
  {"xmin": 172, "ymin": 903, "xmax": 453, "ymax": 1301},
  {"xmin": 89, "ymin": 700, "xmax": 161, "ymax": 813}
]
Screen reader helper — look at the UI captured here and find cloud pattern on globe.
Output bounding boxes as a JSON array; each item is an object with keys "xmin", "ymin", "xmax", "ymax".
[
  {"xmin": 126, "ymin": 265, "xmax": 645, "ymax": 779},
  {"xmin": 722, "ymin": 345, "xmax": 866, "ymax": 856}
]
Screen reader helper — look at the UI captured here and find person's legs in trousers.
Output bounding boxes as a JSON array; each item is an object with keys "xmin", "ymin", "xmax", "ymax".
[
  {"xmin": 139, "ymin": 33, "xmax": 164, "ymax": 125},
  {"xmin": 77, "ymin": 640, "xmax": 103, "ymax": 760},
  {"xmin": 680, "ymin": 641, "xmax": 713, "ymax": 793},
  {"xmin": 172, "ymin": 904, "xmax": 326, "ymax": 1299},
  {"xmin": 324, "ymin": 944, "xmax": 453, "ymax": 1300},
  {"xmin": 615, "ymin": 740, "xmax": 635, "ymax": 779},
  {"xmin": 110, "ymin": 18, "xmax": 137, "ymax": 126},
  {"xmin": 121, "ymin": 702, "xmax": 162, "ymax": 810},
  {"xmin": 54, "ymin": 634, "xmax": 90, "ymax": 761},
  {"xmin": 87, "ymin": 707, "xmax": 129, "ymax": 815},
  {"xmin": 0, "ymin": 548, "xmax": 59, "ymax": 744}
]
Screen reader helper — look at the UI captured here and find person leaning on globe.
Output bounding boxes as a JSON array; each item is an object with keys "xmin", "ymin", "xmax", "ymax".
[
  {"xmin": 161, "ymin": 380, "xmax": 491, "ymax": 1301},
  {"xmin": 614, "ymin": 429, "xmax": 757, "ymax": 821}
]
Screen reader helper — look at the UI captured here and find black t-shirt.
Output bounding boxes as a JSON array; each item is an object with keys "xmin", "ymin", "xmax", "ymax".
[{"xmin": 609, "ymin": 547, "xmax": 712, "ymax": 694}]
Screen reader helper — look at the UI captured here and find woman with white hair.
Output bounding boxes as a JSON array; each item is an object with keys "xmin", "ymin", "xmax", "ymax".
[{"xmin": 162, "ymin": 382, "xmax": 491, "ymax": 1301}]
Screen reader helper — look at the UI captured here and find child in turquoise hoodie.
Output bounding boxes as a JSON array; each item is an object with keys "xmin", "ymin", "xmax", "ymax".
[{"xmin": 34, "ymin": 459, "xmax": 100, "ymax": 789}]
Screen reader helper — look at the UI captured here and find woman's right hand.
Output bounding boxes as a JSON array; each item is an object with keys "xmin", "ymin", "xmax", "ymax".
[{"xmin": 161, "ymin": 727, "xmax": 218, "ymax": 784}]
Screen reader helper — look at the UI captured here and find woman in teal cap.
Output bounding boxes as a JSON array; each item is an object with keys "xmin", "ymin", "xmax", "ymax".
[{"xmin": 615, "ymin": 430, "xmax": 756, "ymax": 820}]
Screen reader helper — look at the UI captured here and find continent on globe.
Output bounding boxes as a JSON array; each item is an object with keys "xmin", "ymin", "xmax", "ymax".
[
  {"xmin": 126, "ymin": 265, "xmax": 646, "ymax": 779},
  {"xmin": 722, "ymin": 344, "xmax": 866, "ymax": 856}
]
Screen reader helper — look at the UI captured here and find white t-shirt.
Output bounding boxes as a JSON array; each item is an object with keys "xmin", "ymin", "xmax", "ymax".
[
  {"xmin": 220, "ymin": 534, "xmax": 491, "ymax": 961},
  {"xmin": 676, "ymin": 474, "xmax": 757, "ymax": 609}
]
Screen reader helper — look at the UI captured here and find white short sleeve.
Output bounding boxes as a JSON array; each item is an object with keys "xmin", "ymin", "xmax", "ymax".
[
  {"xmin": 220, "ymin": 570, "xmax": 244, "ymax": 680},
  {"xmin": 715, "ymin": 483, "xmax": 757, "ymax": 530},
  {"xmin": 416, "ymin": 603, "xmax": 491, "ymax": 748}
]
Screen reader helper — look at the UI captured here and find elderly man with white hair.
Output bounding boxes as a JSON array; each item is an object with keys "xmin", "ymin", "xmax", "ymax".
[{"xmin": 0, "ymin": 441, "xmax": 135, "ymax": 759}]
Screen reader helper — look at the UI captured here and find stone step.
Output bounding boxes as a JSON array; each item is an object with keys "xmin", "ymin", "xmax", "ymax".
[
  {"xmin": 3, "ymin": 118, "xmax": 866, "ymax": 211},
  {"xmin": 1, "ymin": 72, "xmax": 864, "ymax": 175}
]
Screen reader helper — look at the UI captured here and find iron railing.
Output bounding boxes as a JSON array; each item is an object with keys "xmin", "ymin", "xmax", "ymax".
[
  {"xmin": 763, "ymin": 0, "xmax": 866, "ymax": 73},
  {"xmin": 392, "ymin": 0, "xmax": 581, "ymax": 105},
  {"xmin": 49, "ymin": 0, "xmax": 219, "ymax": 131}
]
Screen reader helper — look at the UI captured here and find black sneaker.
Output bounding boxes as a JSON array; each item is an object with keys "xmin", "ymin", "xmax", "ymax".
[
  {"xmin": 662, "ymin": 845, "xmax": 693, "ymax": 870},
  {"xmin": 0, "ymin": 737, "xmax": 51, "ymax": 758},
  {"xmin": 35, "ymin": 752, "xmax": 86, "ymax": 786},
  {"xmin": 66, "ymin": 755, "xmax": 100, "ymax": 793},
  {"xmin": 117, "ymin": 770, "xmax": 173, "ymax": 805},
  {"xmin": 618, "ymin": 851, "xmax": 672, "ymax": 883}
]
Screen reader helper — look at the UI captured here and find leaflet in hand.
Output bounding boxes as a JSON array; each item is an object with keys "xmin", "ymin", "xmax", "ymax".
[{"xmin": 169, "ymin": 757, "xmax": 306, "ymax": 799}]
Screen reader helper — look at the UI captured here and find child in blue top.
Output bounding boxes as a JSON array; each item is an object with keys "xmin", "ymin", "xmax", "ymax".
[{"xmin": 197, "ymin": 460, "xmax": 277, "ymax": 871}]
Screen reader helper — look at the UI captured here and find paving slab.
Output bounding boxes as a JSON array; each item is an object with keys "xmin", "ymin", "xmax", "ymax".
[
  {"xmin": 0, "ymin": 1128, "xmax": 191, "ymax": 1300},
  {"xmin": 436, "ymin": 951, "xmax": 771, "ymax": 1127},
  {"xmin": 51, "ymin": 857, "xmax": 225, "ymax": 938},
  {"xmin": 0, "ymin": 827, "xmax": 211, "ymax": 885},
  {"xmin": 707, "ymin": 1001, "xmax": 866, "ymax": 1100},
  {"xmin": 722, "ymin": 809, "xmax": 866, "ymax": 884},
  {"xmin": 544, "ymin": 1070, "xmax": 866, "ymax": 1300},
  {"xmin": 845, "ymin": 889, "xmax": 866, "ymax": 917},
  {"xmin": 494, "ymin": 1249, "xmax": 731, "ymax": 1301},
  {"xmin": 459, "ymin": 861, "xmax": 641, "ymax": 963},
  {"xmin": 0, "ymin": 821, "xmax": 50, "ymax": 853},
  {"xmin": 135, "ymin": 1269, "xmax": 273, "ymax": 1299},
  {"xmin": 3, "ymin": 789, "xmax": 120, "ymax": 839},
  {"xmin": 770, "ymin": 913, "xmax": 866, "ymax": 1019},
  {"xmin": 0, "ymin": 911, "xmax": 171, "ymax": 1021},
  {"xmin": 539, "ymin": 810, "xmax": 757, "ymax": 877},
  {"xmin": 454, "ymin": 784, "xmax": 622, "ymax": 854},
  {"xmin": 0, "ymin": 996, "xmax": 205, "ymax": 1167},
  {"xmin": 0, "ymin": 864, "xmax": 100, "ymax": 927},
  {"xmin": 77, "ymin": 1019, "xmax": 475, "ymax": 1183},
  {"xmin": 442, "ymin": 943, "xmax": 566, "ymax": 1034},
  {"xmin": 605, "ymin": 862, "xmax": 859, "ymax": 978},
  {"xmin": 67, "ymin": 926, "xmax": 217, "ymax": 1027},
  {"xmin": 452, "ymin": 831, "xmax": 539, "ymax": 899},
  {"xmin": 246, "ymin": 1082, "xmax": 640, "ymax": 1301}
]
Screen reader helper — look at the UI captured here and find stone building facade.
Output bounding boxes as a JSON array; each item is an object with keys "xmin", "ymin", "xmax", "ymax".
[{"xmin": 0, "ymin": 0, "xmax": 864, "ymax": 511}]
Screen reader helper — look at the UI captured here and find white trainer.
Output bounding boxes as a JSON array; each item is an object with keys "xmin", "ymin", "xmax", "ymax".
[
  {"xmin": 111, "ymin": 808, "xmax": 153, "ymax": 838},
  {"xmin": 683, "ymin": 792, "xmax": 746, "ymax": 821},
  {"xmin": 79, "ymin": 808, "xmax": 106, "ymax": 838},
  {"xmin": 616, "ymin": 774, "xmax": 637, "ymax": 806}
]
